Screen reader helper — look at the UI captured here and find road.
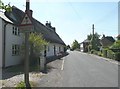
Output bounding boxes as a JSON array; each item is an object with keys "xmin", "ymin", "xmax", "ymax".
[
  {"xmin": 61, "ymin": 51, "xmax": 118, "ymax": 87},
  {"xmin": 38, "ymin": 51, "xmax": 119, "ymax": 87},
  {"xmin": 0, "ymin": 68, "xmax": 1, "ymax": 88}
]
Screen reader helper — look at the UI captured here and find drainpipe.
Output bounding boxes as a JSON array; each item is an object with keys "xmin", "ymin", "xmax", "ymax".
[{"xmin": 2, "ymin": 22, "xmax": 8, "ymax": 68}]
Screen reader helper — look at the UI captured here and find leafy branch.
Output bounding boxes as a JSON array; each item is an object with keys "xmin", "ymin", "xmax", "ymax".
[{"xmin": 0, "ymin": 0, "xmax": 12, "ymax": 12}]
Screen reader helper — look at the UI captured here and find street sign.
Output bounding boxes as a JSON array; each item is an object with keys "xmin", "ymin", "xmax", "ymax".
[
  {"xmin": 21, "ymin": 14, "xmax": 32, "ymax": 25},
  {"xmin": 19, "ymin": 25, "xmax": 34, "ymax": 33},
  {"xmin": 19, "ymin": 12, "xmax": 34, "ymax": 33}
]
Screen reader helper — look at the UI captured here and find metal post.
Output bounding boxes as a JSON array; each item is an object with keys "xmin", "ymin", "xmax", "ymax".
[{"xmin": 24, "ymin": 32, "xmax": 30, "ymax": 87}]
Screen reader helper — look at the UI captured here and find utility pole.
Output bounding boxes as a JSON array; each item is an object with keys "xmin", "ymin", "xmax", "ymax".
[
  {"xmin": 91, "ymin": 24, "xmax": 95, "ymax": 50},
  {"xmin": 92, "ymin": 24, "xmax": 95, "ymax": 36}
]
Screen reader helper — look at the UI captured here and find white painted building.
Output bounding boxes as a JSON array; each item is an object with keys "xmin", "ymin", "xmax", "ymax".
[
  {"xmin": 0, "ymin": 6, "xmax": 65, "ymax": 68},
  {"xmin": 46, "ymin": 43, "xmax": 65, "ymax": 57},
  {"xmin": 0, "ymin": 12, "xmax": 24, "ymax": 68}
]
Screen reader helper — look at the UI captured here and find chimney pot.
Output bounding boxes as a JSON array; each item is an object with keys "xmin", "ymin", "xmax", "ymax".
[{"xmin": 26, "ymin": 0, "xmax": 30, "ymax": 10}]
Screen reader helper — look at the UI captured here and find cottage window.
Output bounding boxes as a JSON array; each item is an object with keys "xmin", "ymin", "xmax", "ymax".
[
  {"xmin": 12, "ymin": 44, "xmax": 20, "ymax": 56},
  {"xmin": 12, "ymin": 27, "xmax": 14, "ymax": 34},
  {"xmin": 12, "ymin": 26, "xmax": 20, "ymax": 36},
  {"xmin": 59, "ymin": 47, "xmax": 61, "ymax": 52}
]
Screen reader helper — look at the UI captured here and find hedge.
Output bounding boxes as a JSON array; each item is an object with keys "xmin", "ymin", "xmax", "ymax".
[
  {"xmin": 107, "ymin": 50, "xmax": 115, "ymax": 59},
  {"xmin": 114, "ymin": 52, "xmax": 120, "ymax": 61},
  {"xmin": 102, "ymin": 49, "xmax": 107, "ymax": 58}
]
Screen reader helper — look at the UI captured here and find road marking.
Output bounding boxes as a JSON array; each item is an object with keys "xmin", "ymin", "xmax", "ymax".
[{"xmin": 61, "ymin": 59, "xmax": 64, "ymax": 70}]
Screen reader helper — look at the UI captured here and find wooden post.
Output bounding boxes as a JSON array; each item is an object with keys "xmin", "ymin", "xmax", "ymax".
[{"xmin": 24, "ymin": 32, "xmax": 30, "ymax": 88}]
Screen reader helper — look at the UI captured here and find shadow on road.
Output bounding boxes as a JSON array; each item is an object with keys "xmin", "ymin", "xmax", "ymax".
[{"xmin": 46, "ymin": 52, "xmax": 69, "ymax": 64}]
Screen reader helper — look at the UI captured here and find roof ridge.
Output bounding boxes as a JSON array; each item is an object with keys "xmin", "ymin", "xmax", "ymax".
[{"xmin": 5, "ymin": 6, "xmax": 66, "ymax": 45}]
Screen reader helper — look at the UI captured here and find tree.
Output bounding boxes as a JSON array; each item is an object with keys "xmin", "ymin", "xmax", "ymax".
[
  {"xmin": 87, "ymin": 32, "xmax": 101, "ymax": 51},
  {"xmin": 66, "ymin": 45, "xmax": 70, "ymax": 49},
  {"xmin": 29, "ymin": 32, "xmax": 48, "ymax": 54},
  {"xmin": 21, "ymin": 32, "xmax": 48, "ymax": 70},
  {"xmin": 0, "ymin": 0, "xmax": 12, "ymax": 11},
  {"xmin": 71, "ymin": 40, "xmax": 80, "ymax": 50},
  {"xmin": 29, "ymin": 32, "xmax": 48, "ymax": 69},
  {"xmin": 110, "ymin": 40, "xmax": 120, "ymax": 49}
]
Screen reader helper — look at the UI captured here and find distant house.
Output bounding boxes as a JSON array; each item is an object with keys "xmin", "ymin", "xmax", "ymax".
[
  {"xmin": 80, "ymin": 39, "xmax": 90, "ymax": 52},
  {"xmin": 117, "ymin": 34, "xmax": 120, "ymax": 40},
  {"xmin": 0, "ymin": 6, "xmax": 65, "ymax": 68},
  {"xmin": 100, "ymin": 35, "xmax": 115, "ymax": 48}
]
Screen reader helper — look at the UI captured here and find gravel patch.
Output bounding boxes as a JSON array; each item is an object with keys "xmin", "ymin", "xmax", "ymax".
[
  {"xmin": 1, "ymin": 72, "xmax": 45, "ymax": 87},
  {"xmin": 1, "ymin": 58, "xmax": 63, "ymax": 88}
]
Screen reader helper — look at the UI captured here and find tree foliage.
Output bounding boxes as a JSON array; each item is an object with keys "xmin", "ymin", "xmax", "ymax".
[
  {"xmin": 66, "ymin": 45, "xmax": 70, "ymax": 49},
  {"xmin": 71, "ymin": 40, "xmax": 80, "ymax": 50},
  {"xmin": 21, "ymin": 33, "xmax": 48, "ymax": 56},
  {"xmin": 29, "ymin": 32, "xmax": 48, "ymax": 53},
  {"xmin": 87, "ymin": 32, "xmax": 101, "ymax": 51},
  {"xmin": 87, "ymin": 32, "xmax": 100, "ymax": 41},
  {"xmin": 110, "ymin": 40, "xmax": 120, "ymax": 49},
  {"xmin": 0, "ymin": 0, "xmax": 12, "ymax": 11}
]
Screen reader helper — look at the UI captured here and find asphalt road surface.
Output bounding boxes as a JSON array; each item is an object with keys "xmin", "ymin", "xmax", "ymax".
[
  {"xmin": 39, "ymin": 51, "xmax": 119, "ymax": 87},
  {"xmin": 60, "ymin": 51, "xmax": 118, "ymax": 87}
]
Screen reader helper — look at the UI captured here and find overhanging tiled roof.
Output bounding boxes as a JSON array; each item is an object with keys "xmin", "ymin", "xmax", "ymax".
[{"xmin": 5, "ymin": 6, "xmax": 65, "ymax": 45}]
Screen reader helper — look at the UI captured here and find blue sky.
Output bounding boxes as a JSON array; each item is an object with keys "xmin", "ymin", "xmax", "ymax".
[{"xmin": 2, "ymin": 0, "xmax": 119, "ymax": 45}]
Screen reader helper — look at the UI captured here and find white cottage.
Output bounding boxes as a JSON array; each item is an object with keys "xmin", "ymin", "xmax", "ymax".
[
  {"xmin": 0, "ymin": 6, "xmax": 66, "ymax": 68},
  {"xmin": 0, "ymin": 11, "xmax": 24, "ymax": 68}
]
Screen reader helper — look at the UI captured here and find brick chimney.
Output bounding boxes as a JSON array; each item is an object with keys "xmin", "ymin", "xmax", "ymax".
[
  {"xmin": 25, "ymin": 0, "xmax": 33, "ymax": 17},
  {"xmin": 46, "ymin": 21, "xmax": 52, "ymax": 28},
  {"xmin": 45, "ymin": 21, "xmax": 56, "ymax": 32}
]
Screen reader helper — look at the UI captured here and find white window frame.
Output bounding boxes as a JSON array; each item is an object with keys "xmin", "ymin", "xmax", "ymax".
[
  {"xmin": 12, "ymin": 26, "xmax": 20, "ymax": 36},
  {"xmin": 12, "ymin": 44, "xmax": 20, "ymax": 56}
]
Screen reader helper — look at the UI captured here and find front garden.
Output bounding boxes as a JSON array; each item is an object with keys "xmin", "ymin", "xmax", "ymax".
[{"xmin": 90, "ymin": 40, "xmax": 120, "ymax": 61}]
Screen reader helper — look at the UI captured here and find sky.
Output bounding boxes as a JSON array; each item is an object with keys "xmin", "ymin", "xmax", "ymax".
[{"xmin": 2, "ymin": 0, "xmax": 119, "ymax": 45}]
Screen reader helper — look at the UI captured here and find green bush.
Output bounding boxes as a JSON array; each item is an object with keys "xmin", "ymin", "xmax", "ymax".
[
  {"xmin": 97, "ymin": 51, "xmax": 103, "ymax": 56},
  {"xmin": 90, "ymin": 49, "xmax": 98, "ymax": 54},
  {"xmin": 110, "ymin": 40, "xmax": 120, "ymax": 49},
  {"xmin": 90, "ymin": 49, "xmax": 95, "ymax": 54},
  {"xmin": 16, "ymin": 81, "xmax": 37, "ymax": 89},
  {"xmin": 102, "ymin": 49, "xmax": 107, "ymax": 57},
  {"xmin": 107, "ymin": 50, "xmax": 115, "ymax": 59},
  {"xmin": 90, "ymin": 50, "xmax": 102, "ymax": 56},
  {"xmin": 114, "ymin": 52, "xmax": 120, "ymax": 61},
  {"xmin": 16, "ymin": 81, "xmax": 26, "ymax": 89}
]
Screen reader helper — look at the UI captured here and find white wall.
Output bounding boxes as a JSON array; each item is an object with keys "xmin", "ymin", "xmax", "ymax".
[
  {"xmin": 0, "ymin": 18, "xmax": 3, "ymax": 68},
  {"xmin": 5, "ymin": 23, "xmax": 24, "ymax": 67},
  {"xmin": 46, "ymin": 43, "xmax": 64, "ymax": 57},
  {"xmin": 80, "ymin": 43, "xmax": 83, "ymax": 52},
  {"xmin": 46, "ymin": 44, "xmax": 54, "ymax": 57}
]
